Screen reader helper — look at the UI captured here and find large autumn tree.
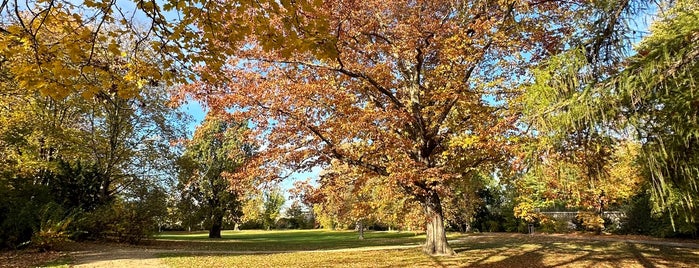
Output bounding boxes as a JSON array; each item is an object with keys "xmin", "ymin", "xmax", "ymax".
[{"xmin": 180, "ymin": 0, "xmax": 598, "ymax": 255}]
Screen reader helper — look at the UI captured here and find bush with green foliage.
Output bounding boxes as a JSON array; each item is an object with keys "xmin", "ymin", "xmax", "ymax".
[
  {"xmin": 71, "ymin": 181, "xmax": 168, "ymax": 243},
  {"xmin": 0, "ymin": 175, "xmax": 52, "ymax": 249},
  {"xmin": 619, "ymin": 191, "xmax": 699, "ymax": 238},
  {"xmin": 468, "ymin": 186, "xmax": 529, "ymax": 233},
  {"xmin": 537, "ymin": 216, "xmax": 570, "ymax": 234},
  {"xmin": 47, "ymin": 161, "xmax": 106, "ymax": 211},
  {"xmin": 31, "ymin": 203, "xmax": 77, "ymax": 251}
]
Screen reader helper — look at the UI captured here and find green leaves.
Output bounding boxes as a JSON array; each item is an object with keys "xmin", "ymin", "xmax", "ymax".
[
  {"xmin": 177, "ymin": 115, "xmax": 254, "ymax": 234},
  {"xmin": 522, "ymin": 0, "xmax": 699, "ymax": 225}
]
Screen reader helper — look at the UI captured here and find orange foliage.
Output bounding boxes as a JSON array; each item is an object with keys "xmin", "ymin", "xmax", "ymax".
[{"xmin": 181, "ymin": 0, "xmax": 591, "ymax": 254}]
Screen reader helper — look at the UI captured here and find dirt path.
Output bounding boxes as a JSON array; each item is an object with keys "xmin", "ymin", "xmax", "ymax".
[{"xmin": 65, "ymin": 233, "xmax": 699, "ymax": 267}]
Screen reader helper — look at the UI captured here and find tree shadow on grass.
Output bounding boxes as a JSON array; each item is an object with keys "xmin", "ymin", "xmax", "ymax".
[
  {"xmin": 448, "ymin": 235, "xmax": 699, "ymax": 268},
  {"xmin": 628, "ymin": 243, "xmax": 657, "ymax": 268},
  {"xmin": 469, "ymin": 250, "xmax": 547, "ymax": 268},
  {"xmin": 153, "ymin": 238, "xmax": 699, "ymax": 268},
  {"xmin": 452, "ymin": 239, "xmax": 551, "ymax": 268},
  {"xmin": 626, "ymin": 242, "xmax": 699, "ymax": 268},
  {"xmin": 67, "ymin": 246, "xmax": 168, "ymax": 267},
  {"xmin": 65, "ymin": 232, "xmax": 699, "ymax": 267}
]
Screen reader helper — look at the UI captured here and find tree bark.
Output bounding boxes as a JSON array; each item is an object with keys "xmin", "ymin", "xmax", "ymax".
[
  {"xmin": 357, "ymin": 220, "xmax": 365, "ymax": 240},
  {"xmin": 209, "ymin": 211, "xmax": 223, "ymax": 238},
  {"xmin": 423, "ymin": 191, "xmax": 454, "ymax": 255}
]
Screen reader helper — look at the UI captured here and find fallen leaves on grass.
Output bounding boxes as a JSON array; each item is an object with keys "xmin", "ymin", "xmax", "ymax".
[{"xmin": 0, "ymin": 249, "xmax": 69, "ymax": 268}]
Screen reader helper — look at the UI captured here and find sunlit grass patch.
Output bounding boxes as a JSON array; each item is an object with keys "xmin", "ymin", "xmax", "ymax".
[
  {"xmin": 151, "ymin": 229, "xmax": 431, "ymax": 251},
  {"xmin": 160, "ymin": 249, "xmax": 441, "ymax": 268},
  {"xmin": 155, "ymin": 231, "xmax": 699, "ymax": 267},
  {"xmin": 159, "ymin": 242, "xmax": 699, "ymax": 268}
]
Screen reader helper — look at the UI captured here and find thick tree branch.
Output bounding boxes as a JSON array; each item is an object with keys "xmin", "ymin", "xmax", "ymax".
[
  {"xmin": 305, "ymin": 124, "xmax": 389, "ymax": 176},
  {"xmin": 334, "ymin": 67, "xmax": 405, "ymax": 110},
  {"xmin": 248, "ymin": 98, "xmax": 390, "ymax": 177},
  {"xmin": 251, "ymin": 57, "xmax": 406, "ymax": 111}
]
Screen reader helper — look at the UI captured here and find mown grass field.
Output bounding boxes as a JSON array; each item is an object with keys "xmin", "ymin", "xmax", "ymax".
[
  {"xmin": 153, "ymin": 230, "xmax": 699, "ymax": 267},
  {"xmin": 6, "ymin": 229, "xmax": 699, "ymax": 267},
  {"xmin": 150, "ymin": 229, "xmax": 427, "ymax": 251}
]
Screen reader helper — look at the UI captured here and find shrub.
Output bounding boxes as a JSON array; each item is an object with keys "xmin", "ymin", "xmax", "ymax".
[
  {"xmin": 619, "ymin": 192, "xmax": 699, "ymax": 238},
  {"xmin": 602, "ymin": 215, "xmax": 621, "ymax": 233},
  {"xmin": 0, "ymin": 176, "xmax": 52, "ymax": 249},
  {"xmin": 575, "ymin": 212, "xmax": 605, "ymax": 233},
  {"xmin": 239, "ymin": 220, "xmax": 263, "ymax": 230},
  {"xmin": 71, "ymin": 182, "xmax": 168, "ymax": 244},
  {"xmin": 32, "ymin": 203, "xmax": 77, "ymax": 251},
  {"xmin": 502, "ymin": 215, "xmax": 528, "ymax": 233},
  {"xmin": 538, "ymin": 216, "xmax": 570, "ymax": 233}
]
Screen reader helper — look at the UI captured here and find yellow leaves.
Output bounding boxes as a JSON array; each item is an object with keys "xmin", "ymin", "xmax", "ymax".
[
  {"xmin": 42, "ymin": 84, "xmax": 70, "ymax": 100},
  {"xmin": 83, "ymin": 0, "xmax": 100, "ymax": 8},
  {"xmin": 71, "ymin": 13, "xmax": 83, "ymax": 24},
  {"xmin": 139, "ymin": 1, "xmax": 155, "ymax": 11},
  {"xmin": 513, "ymin": 202, "xmax": 533, "ymax": 219},
  {"xmin": 279, "ymin": 0, "xmax": 294, "ymax": 11},
  {"xmin": 19, "ymin": 36, "xmax": 33, "ymax": 50},
  {"xmin": 107, "ymin": 42, "xmax": 121, "ymax": 56},
  {"xmin": 449, "ymin": 135, "xmax": 480, "ymax": 149},
  {"xmin": 123, "ymin": 72, "xmax": 136, "ymax": 83},
  {"xmin": 80, "ymin": 85, "xmax": 100, "ymax": 99},
  {"xmin": 136, "ymin": 79, "xmax": 147, "ymax": 90},
  {"xmin": 0, "ymin": 2, "xmax": 189, "ymax": 102}
]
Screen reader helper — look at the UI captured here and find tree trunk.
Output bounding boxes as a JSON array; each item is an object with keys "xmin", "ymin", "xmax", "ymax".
[
  {"xmin": 357, "ymin": 220, "xmax": 364, "ymax": 240},
  {"xmin": 423, "ymin": 191, "xmax": 454, "ymax": 255},
  {"xmin": 209, "ymin": 212, "xmax": 223, "ymax": 238}
]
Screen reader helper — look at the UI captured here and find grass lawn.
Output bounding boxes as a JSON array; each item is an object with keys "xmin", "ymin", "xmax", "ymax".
[
  {"xmin": 6, "ymin": 230, "xmax": 696, "ymax": 267},
  {"xmin": 151, "ymin": 229, "xmax": 428, "ymax": 251},
  {"xmin": 155, "ymin": 231, "xmax": 699, "ymax": 267}
]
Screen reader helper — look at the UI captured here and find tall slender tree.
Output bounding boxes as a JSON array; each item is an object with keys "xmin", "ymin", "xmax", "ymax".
[{"xmin": 178, "ymin": 115, "xmax": 254, "ymax": 238}]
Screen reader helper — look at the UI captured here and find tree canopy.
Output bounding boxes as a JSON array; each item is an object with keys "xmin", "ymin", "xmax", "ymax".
[
  {"xmin": 177, "ymin": 115, "xmax": 254, "ymax": 238},
  {"xmin": 178, "ymin": 0, "xmax": 642, "ymax": 255}
]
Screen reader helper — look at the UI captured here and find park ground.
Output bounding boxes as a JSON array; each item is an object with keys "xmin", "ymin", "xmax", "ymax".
[{"xmin": 1, "ymin": 230, "xmax": 699, "ymax": 267}]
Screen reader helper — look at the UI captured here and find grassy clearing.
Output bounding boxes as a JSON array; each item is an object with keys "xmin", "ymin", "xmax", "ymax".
[
  {"xmin": 7, "ymin": 230, "xmax": 695, "ymax": 267},
  {"xmin": 157, "ymin": 232, "xmax": 699, "ymax": 267},
  {"xmin": 150, "ymin": 229, "xmax": 429, "ymax": 251}
]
